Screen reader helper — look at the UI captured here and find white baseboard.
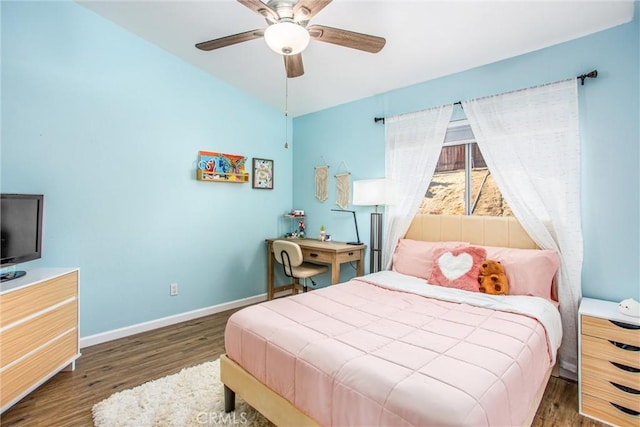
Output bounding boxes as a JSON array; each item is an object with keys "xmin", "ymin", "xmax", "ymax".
[{"xmin": 79, "ymin": 293, "xmax": 267, "ymax": 349}]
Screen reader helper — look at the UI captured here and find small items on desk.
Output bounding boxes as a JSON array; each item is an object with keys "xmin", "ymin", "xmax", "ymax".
[
  {"xmin": 319, "ymin": 225, "xmax": 330, "ymax": 241},
  {"xmin": 283, "ymin": 210, "xmax": 306, "ymax": 238}
]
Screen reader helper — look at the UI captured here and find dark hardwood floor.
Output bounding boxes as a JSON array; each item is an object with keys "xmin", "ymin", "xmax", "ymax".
[{"xmin": 2, "ymin": 306, "xmax": 604, "ymax": 426}]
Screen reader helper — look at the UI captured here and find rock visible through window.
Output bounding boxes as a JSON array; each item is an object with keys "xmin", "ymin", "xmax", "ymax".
[{"xmin": 419, "ymin": 143, "xmax": 512, "ymax": 216}]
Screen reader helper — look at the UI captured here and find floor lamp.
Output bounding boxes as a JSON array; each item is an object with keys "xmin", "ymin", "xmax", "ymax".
[{"xmin": 353, "ymin": 178, "xmax": 394, "ymax": 273}]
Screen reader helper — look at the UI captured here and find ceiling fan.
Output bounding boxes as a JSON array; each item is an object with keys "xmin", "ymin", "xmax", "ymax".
[{"xmin": 195, "ymin": 0, "xmax": 386, "ymax": 78}]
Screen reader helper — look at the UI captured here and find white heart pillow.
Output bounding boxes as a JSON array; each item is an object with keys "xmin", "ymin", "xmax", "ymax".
[{"xmin": 437, "ymin": 251, "xmax": 474, "ymax": 280}]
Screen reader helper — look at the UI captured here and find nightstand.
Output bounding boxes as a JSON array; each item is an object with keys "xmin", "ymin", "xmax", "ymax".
[{"xmin": 579, "ymin": 298, "xmax": 640, "ymax": 427}]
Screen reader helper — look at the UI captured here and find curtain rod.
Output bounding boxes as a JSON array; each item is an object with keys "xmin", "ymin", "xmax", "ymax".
[{"xmin": 373, "ymin": 70, "xmax": 598, "ymax": 124}]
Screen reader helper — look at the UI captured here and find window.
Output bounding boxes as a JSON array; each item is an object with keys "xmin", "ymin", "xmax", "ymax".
[{"xmin": 418, "ymin": 120, "xmax": 512, "ymax": 216}]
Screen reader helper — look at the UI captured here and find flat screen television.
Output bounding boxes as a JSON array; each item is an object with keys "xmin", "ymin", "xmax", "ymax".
[{"xmin": 0, "ymin": 194, "xmax": 44, "ymax": 282}]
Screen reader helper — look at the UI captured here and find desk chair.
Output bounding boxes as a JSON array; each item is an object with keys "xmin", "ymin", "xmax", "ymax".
[{"xmin": 271, "ymin": 240, "xmax": 328, "ymax": 299}]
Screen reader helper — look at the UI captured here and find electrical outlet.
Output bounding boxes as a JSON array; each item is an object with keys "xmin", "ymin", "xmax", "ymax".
[{"xmin": 170, "ymin": 283, "xmax": 178, "ymax": 296}]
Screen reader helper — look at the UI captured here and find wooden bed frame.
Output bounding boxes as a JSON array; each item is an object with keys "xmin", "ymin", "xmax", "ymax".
[{"xmin": 221, "ymin": 214, "xmax": 554, "ymax": 427}]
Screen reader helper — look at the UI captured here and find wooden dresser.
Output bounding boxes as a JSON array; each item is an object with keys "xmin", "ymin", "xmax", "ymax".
[
  {"xmin": 579, "ymin": 297, "xmax": 640, "ymax": 427},
  {"xmin": 0, "ymin": 268, "xmax": 80, "ymax": 413}
]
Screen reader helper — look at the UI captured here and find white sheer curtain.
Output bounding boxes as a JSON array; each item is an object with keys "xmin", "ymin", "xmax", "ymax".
[
  {"xmin": 462, "ymin": 79, "xmax": 582, "ymax": 375},
  {"xmin": 382, "ymin": 105, "xmax": 453, "ymax": 269}
]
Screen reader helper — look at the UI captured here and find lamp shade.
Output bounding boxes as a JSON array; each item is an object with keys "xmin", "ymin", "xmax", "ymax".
[
  {"xmin": 264, "ymin": 22, "xmax": 310, "ymax": 55},
  {"xmin": 353, "ymin": 178, "xmax": 395, "ymax": 206}
]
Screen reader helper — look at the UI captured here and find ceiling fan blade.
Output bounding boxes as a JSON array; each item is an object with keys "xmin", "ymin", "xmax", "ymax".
[
  {"xmin": 293, "ymin": 0, "xmax": 332, "ymax": 22},
  {"xmin": 308, "ymin": 25, "xmax": 386, "ymax": 53},
  {"xmin": 284, "ymin": 54, "xmax": 304, "ymax": 78},
  {"xmin": 237, "ymin": 0, "xmax": 278, "ymax": 23},
  {"xmin": 195, "ymin": 29, "xmax": 264, "ymax": 51}
]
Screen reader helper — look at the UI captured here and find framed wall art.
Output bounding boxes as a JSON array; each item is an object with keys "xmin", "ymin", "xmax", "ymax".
[{"xmin": 252, "ymin": 158, "xmax": 274, "ymax": 189}]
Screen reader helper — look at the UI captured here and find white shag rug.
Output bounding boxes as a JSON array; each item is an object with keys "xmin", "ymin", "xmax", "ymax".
[{"xmin": 92, "ymin": 359, "xmax": 272, "ymax": 427}]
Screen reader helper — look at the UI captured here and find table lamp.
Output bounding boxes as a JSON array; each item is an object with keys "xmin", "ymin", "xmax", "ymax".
[
  {"xmin": 353, "ymin": 178, "xmax": 395, "ymax": 273},
  {"xmin": 330, "ymin": 209, "xmax": 362, "ymax": 245}
]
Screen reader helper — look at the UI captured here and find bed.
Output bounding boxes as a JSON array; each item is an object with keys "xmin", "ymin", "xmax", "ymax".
[{"xmin": 221, "ymin": 215, "xmax": 562, "ymax": 426}]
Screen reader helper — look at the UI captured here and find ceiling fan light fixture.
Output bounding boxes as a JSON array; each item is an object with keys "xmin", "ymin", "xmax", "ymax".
[{"xmin": 264, "ymin": 21, "xmax": 310, "ymax": 55}]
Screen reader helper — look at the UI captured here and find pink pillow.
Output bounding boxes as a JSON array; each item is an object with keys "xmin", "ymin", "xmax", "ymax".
[
  {"xmin": 392, "ymin": 239, "xmax": 468, "ymax": 280},
  {"xmin": 480, "ymin": 246, "xmax": 560, "ymax": 301},
  {"xmin": 428, "ymin": 246, "xmax": 487, "ymax": 292}
]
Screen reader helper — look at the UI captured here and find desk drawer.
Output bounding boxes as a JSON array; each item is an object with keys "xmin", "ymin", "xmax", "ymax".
[
  {"xmin": 336, "ymin": 250, "xmax": 361, "ymax": 264},
  {"xmin": 582, "ymin": 315, "xmax": 640, "ymax": 347},
  {"xmin": 301, "ymin": 248, "xmax": 333, "ymax": 263}
]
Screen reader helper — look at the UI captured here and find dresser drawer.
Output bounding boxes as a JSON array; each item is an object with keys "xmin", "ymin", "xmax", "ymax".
[
  {"xmin": 582, "ymin": 373, "xmax": 640, "ymax": 412},
  {"xmin": 582, "ymin": 315, "xmax": 640, "ymax": 347},
  {"xmin": 0, "ymin": 300, "xmax": 77, "ymax": 367},
  {"xmin": 0, "ymin": 272, "xmax": 78, "ymax": 326},
  {"xmin": 582, "ymin": 392, "xmax": 640, "ymax": 427},
  {"xmin": 582, "ymin": 334, "xmax": 640, "ymax": 369},
  {"xmin": 582, "ymin": 354, "xmax": 640, "ymax": 390},
  {"xmin": 0, "ymin": 329, "xmax": 78, "ymax": 409}
]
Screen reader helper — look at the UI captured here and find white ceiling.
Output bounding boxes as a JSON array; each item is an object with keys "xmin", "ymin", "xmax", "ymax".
[{"xmin": 78, "ymin": 0, "xmax": 634, "ymax": 117}]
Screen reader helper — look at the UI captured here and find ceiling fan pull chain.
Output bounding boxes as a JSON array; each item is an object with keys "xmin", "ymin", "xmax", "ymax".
[{"xmin": 284, "ymin": 77, "xmax": 289, "ymax": 149}]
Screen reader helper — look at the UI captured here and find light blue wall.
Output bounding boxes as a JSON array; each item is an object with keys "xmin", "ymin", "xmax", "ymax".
[
  {"xmin": 1, "ymin": 1, "xmax": 292, "ymax": 336},
  {"xmin": 2, "ymin": 2, "xmax": 636, "ymax": 339},
  {"xmin": 293, "ymin": 13, "xmax": 639, "ymax": 301}
]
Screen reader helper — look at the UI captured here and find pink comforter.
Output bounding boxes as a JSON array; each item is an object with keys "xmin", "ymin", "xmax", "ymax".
[{"xmin": 225, "ymin": 275, "xmax": 556, "ymax": 426}]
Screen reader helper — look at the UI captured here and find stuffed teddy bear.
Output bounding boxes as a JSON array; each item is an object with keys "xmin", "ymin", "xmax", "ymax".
[
  {"xmin": 618, "ymin": 298, "xmax": 640, "ymax": 317},
  {"xmin": 478, "ymin": 260, "xmax": 509, "ymax": 295}
]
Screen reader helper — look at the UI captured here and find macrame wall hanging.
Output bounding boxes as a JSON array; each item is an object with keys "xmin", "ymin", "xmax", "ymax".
[
  {"xmin": 315, "ymin": 162, "xmax": 329, "ymax": 202},
  {"xmin": 335, "ymin": 162, "xmax": 351, "ymax": 210}
]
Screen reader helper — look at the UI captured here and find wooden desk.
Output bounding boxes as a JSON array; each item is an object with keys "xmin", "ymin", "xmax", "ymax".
[{"xmin": 266, "ymin": 238, "xmax": 366, "ymax": 300}]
